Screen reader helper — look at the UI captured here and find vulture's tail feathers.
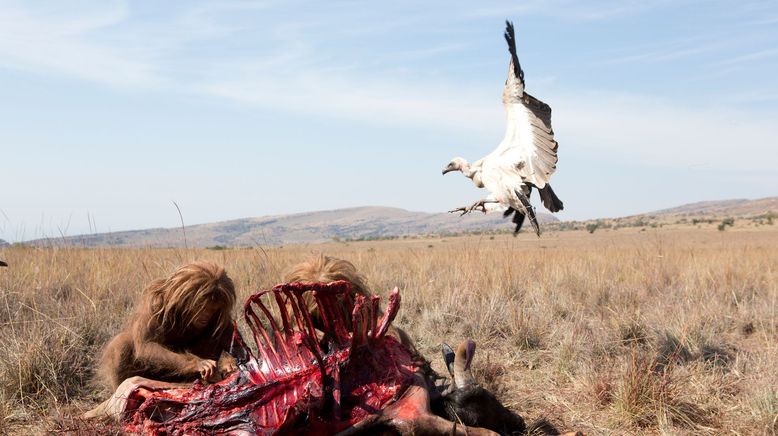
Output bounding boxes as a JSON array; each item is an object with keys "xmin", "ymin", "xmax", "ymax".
[
  {"xmin": 0, "ymin": 260, "xmax": 6, "ymax": 267},
  {"xmin": 504, "ymin": 21, "xmax": 524, "ymax": 82},
  {"xmin": 539, "ymin": 184, "xmax": 564, "ymax": 213}
]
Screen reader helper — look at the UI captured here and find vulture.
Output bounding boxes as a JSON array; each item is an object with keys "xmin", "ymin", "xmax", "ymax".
[{"xmin": 442, "ymin": 21, "xmax": 563, "ymax": 236}]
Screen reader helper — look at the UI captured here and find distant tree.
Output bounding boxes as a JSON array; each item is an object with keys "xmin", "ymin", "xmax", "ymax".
[
  {"xmin": 586, "ymin": 222, "xmax": 599, "ymax": 234},
  {"xmin": 767, "ymin": 211, "xmax": 775, "ymax": 225},
  {"xmin": 718, "ymin": 218, "xmax": 735, "ymax": 231}
]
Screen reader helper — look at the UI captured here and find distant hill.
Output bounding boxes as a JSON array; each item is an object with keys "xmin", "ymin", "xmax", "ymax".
[
  {"xmin": 648, "ymin": 197, "xmax": 778, "ymax": 218},
  {"xmin": 550, "ymin": 196, "xmax": 777, "ymax": 233},
  {"xmin": 21, "ymin": 197, "xmax": 778, "ymax": 248},
  {"xmin": 30, "ymin": 206, "xmax": 557, "ymax": 248}
]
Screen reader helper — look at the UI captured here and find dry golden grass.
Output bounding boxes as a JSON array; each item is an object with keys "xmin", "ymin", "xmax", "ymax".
[{"xmin": 1, "ymin": 226, "xmax": 777, "ymax": 434}]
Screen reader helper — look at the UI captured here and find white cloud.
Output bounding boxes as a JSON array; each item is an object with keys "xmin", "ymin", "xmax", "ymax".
[
  {"xmin": 718, "ymin": 47, "xmax": 778, "ymax": 66},
  {"xmin": 551, "ymin": 91, "xmax": 778, "ymax": 172},
  {"xmin": 470, "ymin": 0, "xmax": 671, "ymax": 22},
  {"xmin": 199, "ymin": 70, "xmax": 503, "ymax": 132},
  {"xmin": 0, "ymin": 1, "xmax": 161, "ymax": 87}
]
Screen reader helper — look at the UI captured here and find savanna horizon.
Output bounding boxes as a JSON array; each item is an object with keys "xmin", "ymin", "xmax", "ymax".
[
  {"xmin": 1, "ymin": 225, "xmax": 776, "ymax": 434},
  {"xmin": 4, "ymin": 196, "xmax": 776, "ymax": 249}
]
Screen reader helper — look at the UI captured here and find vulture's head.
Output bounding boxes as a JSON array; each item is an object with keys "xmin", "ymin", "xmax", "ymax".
[{"xmin": 442, "ymin": 157, "xmax": 469, "ymax": 175}]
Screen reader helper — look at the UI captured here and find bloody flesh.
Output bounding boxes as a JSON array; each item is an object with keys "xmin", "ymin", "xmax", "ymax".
[{"xmin": 122, "ymin": 281, "xmax": 420, "ymax": 435}]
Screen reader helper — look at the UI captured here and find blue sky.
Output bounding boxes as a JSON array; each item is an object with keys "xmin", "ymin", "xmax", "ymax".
[{"xmin": 1, "ymin": 0, "xmax": 776, "ymax": 242}]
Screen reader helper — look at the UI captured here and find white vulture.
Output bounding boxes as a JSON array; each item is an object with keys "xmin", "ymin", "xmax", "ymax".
[{"xmin": 442, "ymin": 21, "xmax": 563, "ymax": 236}]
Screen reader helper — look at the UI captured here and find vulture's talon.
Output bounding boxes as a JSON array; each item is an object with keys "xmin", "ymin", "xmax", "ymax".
[{"xmin": 450, "ymin": 200, "xmax": 487, "ymax": 216}]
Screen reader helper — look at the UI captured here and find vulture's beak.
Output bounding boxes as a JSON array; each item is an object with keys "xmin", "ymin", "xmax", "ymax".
[{"xmin": 442, "ymin": 166, "xmax": 453, "ymax": 175}]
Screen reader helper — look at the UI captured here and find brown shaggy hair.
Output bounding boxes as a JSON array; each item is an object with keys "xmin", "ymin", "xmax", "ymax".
[
  {"xmin": 283, "ymin": 254, "xmax": 370, "ymax": 312},
  {"xmin": 282, "ymin": 255, "xmax": 417, "ymax": 352},
  {"xmin": 99, "ymin": 261, "xmax": 237, "ymax": 389}
]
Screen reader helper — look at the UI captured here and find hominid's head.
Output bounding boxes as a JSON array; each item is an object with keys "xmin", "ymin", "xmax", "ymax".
[
  {"xmin": 142, "ymin": 261, "xmax": 236, "ymax": 337},
  {"xmin": 283, "ymin": 255, "xmax": 369, "ymax": 295}
]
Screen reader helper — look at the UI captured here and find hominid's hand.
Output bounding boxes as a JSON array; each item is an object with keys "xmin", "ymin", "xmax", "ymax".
[{"xmin": 196, "ymin": 359, "xmax": 218, "ymax": 380}]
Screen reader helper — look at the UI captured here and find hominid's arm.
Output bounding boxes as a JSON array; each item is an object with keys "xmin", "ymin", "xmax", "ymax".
[{"xmin": 133, "ymin": 339, "xmax": 201, "ymax": 376}]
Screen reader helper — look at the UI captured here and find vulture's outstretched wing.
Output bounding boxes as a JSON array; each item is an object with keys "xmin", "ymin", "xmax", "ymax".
[{"xmin": 489, "ymin": 21, "xmax": 559, "ymax": 190}]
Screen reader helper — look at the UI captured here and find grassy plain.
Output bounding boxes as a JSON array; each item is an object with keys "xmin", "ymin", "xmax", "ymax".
[{"xmin": 0, "ymin": 224, "xmax": 776, "ymax": 434}]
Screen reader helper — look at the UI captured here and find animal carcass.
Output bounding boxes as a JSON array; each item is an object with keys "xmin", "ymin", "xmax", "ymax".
[{"xmin": 117, "ymin": 281, "xmax": 495, "ymax": 435}]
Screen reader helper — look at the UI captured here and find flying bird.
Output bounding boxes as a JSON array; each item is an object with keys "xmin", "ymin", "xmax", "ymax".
[{"xmin": 442, "ymin": 21, "xmax": 563, "ymax": 236}]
